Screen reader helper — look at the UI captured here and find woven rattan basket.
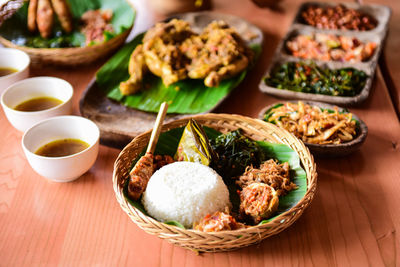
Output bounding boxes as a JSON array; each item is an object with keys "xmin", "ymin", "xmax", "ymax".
[
  {"xmin": 113, "ymin": 114, "xmax": 317, "ymax": 252},
  {"xmin": 0, "ymin": 0, "xmax": 133, "ymax": 66}
]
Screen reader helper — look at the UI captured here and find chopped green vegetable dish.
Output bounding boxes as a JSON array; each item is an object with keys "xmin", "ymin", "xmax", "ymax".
[{"xmin": 264, "ymin": 61, "xmax": 368, "ymax": 97}]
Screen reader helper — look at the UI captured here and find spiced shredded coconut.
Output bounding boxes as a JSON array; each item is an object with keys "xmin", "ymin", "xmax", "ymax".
[
  {"xmin": 81, "ymin": 9, "xmax": 114, "ymax": 45},
  {"xmin": 236, "ymin": 159, "xmax": 297, "ymax": 196},
  {"xmin": 194, "ymin": 210, "xmax": 246, "ymax": 232}
]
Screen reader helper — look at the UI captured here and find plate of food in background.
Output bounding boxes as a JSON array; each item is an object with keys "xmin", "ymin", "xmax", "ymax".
[
  {"xmin": 258, "ymin": 100, "xmax": 368, "ymax": 157},
  {"xmin": 80, "ymin": 12, "xmax": 263, "ymax": 148},
  {"xmin": 0, "ymin": 0, "xmax": 135, "ymax": 65},
  {"xmin": 259, "ymin": 2, "xmax": 391, "ymax": 106}
]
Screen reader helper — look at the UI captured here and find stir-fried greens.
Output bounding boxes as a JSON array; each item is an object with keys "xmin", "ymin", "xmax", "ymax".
[
  {"xmin": 210, "ymin": 129, "xmax": 266, "ymax": 179},
  {"xmin": 264, "ymin": 62, "xmax": 368, "ymax": 96},
  {"xmin": 264, "ymin": 101, "xmax": 358, "ymax": 144}
]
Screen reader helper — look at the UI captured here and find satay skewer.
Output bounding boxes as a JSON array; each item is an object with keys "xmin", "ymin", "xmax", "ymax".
[{"xmin": 127, "ymin": 102, "xmax": 168, "ymax": 200}]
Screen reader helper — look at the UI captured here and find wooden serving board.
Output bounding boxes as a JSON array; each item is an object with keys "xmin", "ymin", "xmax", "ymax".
[{"xmin": 79, "ymin": 11, "xmax": 263, "ymax": 149}]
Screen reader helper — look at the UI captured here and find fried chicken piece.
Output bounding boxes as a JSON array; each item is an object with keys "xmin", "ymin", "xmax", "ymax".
[
  {"xmin": 50, "ymin": 0, "xmax": 73, "ymax": 33},
  {"xmin": 120, "ymin": 44, "xmax": 148, "ymax": 95},
  {"xmin": 37, "ymin": 0, "xmax": 54, "ymax": 38},
  {"xmin": 185, "ymin": 21, "xmax": 253, "ymax": 87},
  {"xmin": 27, "ymin": 0, "xmax": 38, "ymax": 32},
  {"xmin": 127, "ymin": 152, "xmax": 154, "ymax": 200},
  {"xmin": 142, "ymin": 19, "xmax": 193, "ymax": 86},
  {"xmin": 239, "ymin": 183, "xmax": 279, "ymax": 224}
]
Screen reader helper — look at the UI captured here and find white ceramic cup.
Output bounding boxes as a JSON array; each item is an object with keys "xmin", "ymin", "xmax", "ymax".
[
  {"xmin": 1, "ymin": 76, "xmax": 73, "ymax": 132},
  {"xmin": 0, "ymin": 48, "xmax": 30, "ymax": 93},
  {"xmin": 22, "ymin": 116, "xmax": 100, "ymax": 182}
]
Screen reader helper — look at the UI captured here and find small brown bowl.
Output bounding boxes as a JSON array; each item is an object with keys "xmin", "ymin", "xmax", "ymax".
[{"xmin": 258, "ymin": 101, "xmax": 368, "ymax": 157}]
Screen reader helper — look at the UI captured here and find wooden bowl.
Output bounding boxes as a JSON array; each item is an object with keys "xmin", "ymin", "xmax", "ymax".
[
  {"xmin": 113, "ymin": 113, "xmax": 317, "ymax": 252},
  {"xmin": 258, "ymin": 101, "xmax": 368, "ymax": 157}
]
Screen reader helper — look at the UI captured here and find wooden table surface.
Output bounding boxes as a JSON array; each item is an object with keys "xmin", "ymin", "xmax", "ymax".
[{"xmin": 1, "ymin": 0, "xmax": 400, "ymax": 266}]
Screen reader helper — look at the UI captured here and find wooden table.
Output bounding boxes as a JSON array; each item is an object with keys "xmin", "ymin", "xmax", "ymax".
[{"xmin": 1, "ymin": 0, "xmax": 400, "ymax": 266}]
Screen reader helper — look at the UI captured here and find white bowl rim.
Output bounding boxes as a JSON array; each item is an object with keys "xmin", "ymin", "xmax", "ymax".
[
  {"xmin": 0, "ymin": 48, "xmax": 30, "ymax": 81},
  {"xmin": 1, "ymin": 76, "xmax": 73, "ymax": 114},
  {"xmin": 22, "ymin": 115, "xmax": 100, "ymax": 160}
]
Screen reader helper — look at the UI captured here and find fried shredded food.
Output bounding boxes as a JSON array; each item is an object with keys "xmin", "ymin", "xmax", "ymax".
[
  {"xmin": 239, "ymin": 182, "xmax": 279, "ymax": 224},
  {"xmin": 265, "ymin": 101, "xmax": 357, "ymax": 145},
  {"xmin": 194, "ymin": 210, "xmax": 246, "ymax": 232},
  {"xmin": 237, "ymin": 159, "xmax": 297, "ymax": 196}
]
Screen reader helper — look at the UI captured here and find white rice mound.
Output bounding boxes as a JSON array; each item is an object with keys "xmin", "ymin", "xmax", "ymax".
[{"xmin": 142, "ymin": 161, "xmax": 231, "ymax": 228}]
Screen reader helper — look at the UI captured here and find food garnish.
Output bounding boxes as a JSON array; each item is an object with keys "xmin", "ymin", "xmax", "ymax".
[
  {"xmin": 264, "ymin": 101, "xmax": 358, "ymax": 145},
  {"xmin": 301, "ymin": 4, "xmax": 377, "ymax": 31},
  {"xmin": 120, "ymin": 19, "xmax": 253, "ymax": 95},
  {"xmin": 286, "ymin": 33, "xmax": 376, "ymax": 62},
  {"xmin": 264, "ymin": 62, "xmax": 367, "ymax": 97},
  {"xmin": 237, "ymin": 159, "xmax": 297, "ymax": 196}
]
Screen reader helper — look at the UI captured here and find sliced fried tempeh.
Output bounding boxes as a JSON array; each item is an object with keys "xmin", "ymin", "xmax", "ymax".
[
  {"xmin": 50, "ymin": 0, "xmax": 73, "ymax": 33},
  {"xmin": 37, "ymin": 0, "xmax": 54, "ymax": 38},
  {"xmin": 27, "ymin": 0, "xmax": 39, "ymax": 32}
]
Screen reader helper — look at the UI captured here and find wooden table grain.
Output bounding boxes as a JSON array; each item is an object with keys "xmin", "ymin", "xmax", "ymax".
[{"xmin": 1, "ymin": 0, "xmax": 400, "ymax": 266}]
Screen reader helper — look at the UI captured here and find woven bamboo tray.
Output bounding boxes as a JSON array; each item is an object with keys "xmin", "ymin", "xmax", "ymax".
[
  {"xmin": 113, "ymin": 114, "xmax": 318, "ymax": 252},
  {"xmin": 0, "ymin": 0, "xmax": 133, "ymax": 66}
]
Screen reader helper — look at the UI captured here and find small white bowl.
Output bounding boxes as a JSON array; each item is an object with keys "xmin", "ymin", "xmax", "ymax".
[
  {"xmin": 0, "ymin": 48, "xmax": 30, "ymax": 93},
  {"xmin": 1, "ymin": 76, "xmax": 73, "ymax": 132},
  {"xmin": 22, "ymin": 116, "xmax": 100, "ymax": 182}
]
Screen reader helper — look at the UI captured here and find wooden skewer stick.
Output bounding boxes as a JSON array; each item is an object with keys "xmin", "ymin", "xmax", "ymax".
[{"xmin": 146, "ymin": 102, "xmax": 168, "ymax": 154}]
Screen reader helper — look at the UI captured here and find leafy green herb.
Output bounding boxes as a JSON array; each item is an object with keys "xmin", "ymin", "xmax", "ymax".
[{"xmin": 264, "ymin": 61, "xmax": 368, "ymax": 97}]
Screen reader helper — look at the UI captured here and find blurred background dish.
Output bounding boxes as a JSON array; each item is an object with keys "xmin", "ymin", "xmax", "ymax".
[
  {"xmin": 22, "ymin": 115, "xmax": 100, "ymax": 182},
  {"xmin": 0, "ymin": 47, "xmax": 30, "ymax": 93},
  {"xmin": 1, "ymin": 76, "xmax": 73, "ymax": 132}
]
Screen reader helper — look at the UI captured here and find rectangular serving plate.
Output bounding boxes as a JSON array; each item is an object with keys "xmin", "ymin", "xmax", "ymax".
[{"xmin": 259, "ymin": 1, "xmax": 391, "ymax": 106}]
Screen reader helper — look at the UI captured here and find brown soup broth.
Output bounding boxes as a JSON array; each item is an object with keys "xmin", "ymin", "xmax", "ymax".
[
  {"xmin": 35, "ymin": 139, "xmax": 90, "ymax": 157},
  {"xmin": 0, "ymin": 67, "xmax": 18, "ymax": 77},
  {"xmin": 14, "ymin": 97, "xmax": 63, "ymax": 112}
]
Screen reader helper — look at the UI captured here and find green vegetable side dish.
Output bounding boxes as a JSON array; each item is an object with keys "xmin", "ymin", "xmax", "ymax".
[
  {"xmin": 0, "ymin": 0, "xmax": 135, "ymax": 48},
  {"xmin": 124, "ymin": 126, "xmax": 307, "ymax": 229},
  {"xmin": 96, "ymin": 34, "xmax": 261, "ymax": 114},
  {"xmin": 264, "ymin": 62, "xmax": 368, "ymax": 97}
]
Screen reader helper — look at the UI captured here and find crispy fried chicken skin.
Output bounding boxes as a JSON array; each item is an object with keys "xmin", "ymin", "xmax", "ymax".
[{"xmin": 120, "ymin": 19, "xmax": 253, "ymax": 95}]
